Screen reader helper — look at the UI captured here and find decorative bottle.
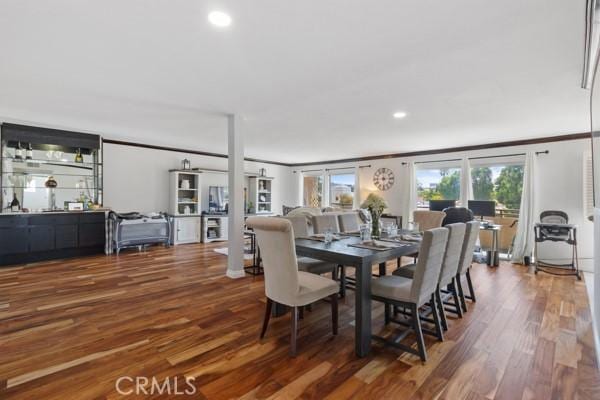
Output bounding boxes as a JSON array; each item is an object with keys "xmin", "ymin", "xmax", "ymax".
[
  {"xmin": 25, "ymin": 143, "xmax": 33, "ymax": 160},
  {"xmin": 10, "ymin": 193, "xmax": 20, "ymax": 212},
  {"xmin": 15, "ymin": 142, "xmax": 24, "ymax": 160}
]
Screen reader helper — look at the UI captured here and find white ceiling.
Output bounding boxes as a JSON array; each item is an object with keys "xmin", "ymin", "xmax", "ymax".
[{"xmin": 0, "ymin": 0, "xmax": 590, "ymax": 164}]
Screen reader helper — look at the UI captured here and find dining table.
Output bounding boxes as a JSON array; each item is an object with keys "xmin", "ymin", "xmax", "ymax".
[{"xmin": 295, "ymin": 234, "xmax": 421, "ymax": 357}]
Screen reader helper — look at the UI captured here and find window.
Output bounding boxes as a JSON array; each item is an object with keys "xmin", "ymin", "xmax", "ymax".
[
  {"xmin": 329, "ymin": 173, "xmax": 355, "ymax": 209},
  {"xmin": 416, "ymin": 167, "xmax": 461, "ymax": 208},
  {"xmin": 303, "ymin": 175, "xmax": 323, "ymax": 207},
  {"xmin": 471, "ymin": 164, "xmax": 524, "ymax": 216}
]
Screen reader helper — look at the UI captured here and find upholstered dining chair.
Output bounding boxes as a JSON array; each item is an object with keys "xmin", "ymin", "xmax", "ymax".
[
  {"xmin": 312, "ymin": 214, "xmax": 341, "ymax": 234},
  {"xmin": 413, "ymin": 210, "xmax": 446, "ymax": 232},
  {"xmin": 455, "ymin": 221, "xmax": 481, "ymax": 312},
  {"xmin": 246, "ymin": 217, "xmax": 339, "ymax": 356},
  {"xmin": 283, "ymin": 215, "xmax": 337, "ymax": 276},
  {"xmin": 371, "ymin": 227, "xmax": 449, "ymax": 362},
  {"xmin": 393, "ymin": 223, "xmax": 466, "ymax": 329},
  {"xmin": 337, "ymin": 212, "xmax": 361, "ymax": 233}
]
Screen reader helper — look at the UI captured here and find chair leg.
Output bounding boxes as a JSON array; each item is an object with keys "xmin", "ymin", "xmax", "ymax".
[
  {"xmin": 430, "ymin": 294, "xmax": 444, "ymax": 342},
  {"xmin": 412, "ymin": 304, "xmax": 427, "ymax": 362},
  {"xmin": 436, "ymin": 288, "xmax": 448, "ymax": 331},
  {"xmin": 290, "ymin": 306, "xmax": 298, "ymax": 356},
  {"xmin": 466, "ymin": 269, "xmax": 476, "ymax": 302},
  {"xmin": 330, "ymin": 294, "xmax": 338, "ymax": 335},
  {"xmin": 339, "ymin": 265, "xmax": 346, "ymax": 298},
  {"xmin": 451, "ymin": 279, "xmax": 464, "ymax": 318},
  {"xmin": 384, "ymin": 303, "xmax": 391, "ymax": 325},
  {"xmin": 260, "ymin": 298, "xmax": 273, "ymax": 339},
  {"xmin": 455, "ymin": 275, "xmax": 468, "ymax": 313}
]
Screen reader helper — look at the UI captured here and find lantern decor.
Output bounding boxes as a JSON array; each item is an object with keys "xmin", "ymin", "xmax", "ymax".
[{"xmin": 181, "ymin": 159, "xmax": 191, "ymax": 170}]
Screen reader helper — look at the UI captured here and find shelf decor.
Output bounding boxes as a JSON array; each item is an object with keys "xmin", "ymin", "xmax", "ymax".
[{"xmin": 1, "ymin": 123, "xmax": 103, "ymax": 212}]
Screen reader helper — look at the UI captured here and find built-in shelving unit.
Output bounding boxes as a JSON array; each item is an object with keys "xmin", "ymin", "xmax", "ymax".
[{"xmin": 1, "ymin": 123, "xmax": 103, "ymax": 213}]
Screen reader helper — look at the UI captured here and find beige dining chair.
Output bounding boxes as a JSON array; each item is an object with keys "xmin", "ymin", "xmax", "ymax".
[
  {"xmin": 246, "ymin": 217, "xmax": 339, "ymax": 356},
  {"xmin": 413, "ymin": 210, "xmax": 446, "ymax": 232},
  {"xmin": 312, "ymin": 214, "xmax": 340, "ymax": 234},
  {"xmin": 371, "ymin": 227, "xmax": 449, "ymax": 361},
  {"xmin": 283, "ymin": 216, "xmax": 337, "ymax": 276},
  {"xmin": 393, "ymin": 223, "xmax": 466, "ymax": 329},
  {"xmin": 337, "ymin": 212, "xmax": 361, "ymax": 233},
  {"xmin": 455, "ymin": 221, "xmax": 481, "ymax": 312}
]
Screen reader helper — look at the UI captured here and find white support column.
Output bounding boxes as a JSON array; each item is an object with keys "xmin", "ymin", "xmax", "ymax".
[{"xmin": 226, "ymin": 114, "xmax": 246, "ymax": 279}]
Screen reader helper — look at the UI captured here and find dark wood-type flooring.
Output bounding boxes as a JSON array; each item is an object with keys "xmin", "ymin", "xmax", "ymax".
[{"xmin": 0, "ymin": 243, "xmax": 599, "ymax": 399}]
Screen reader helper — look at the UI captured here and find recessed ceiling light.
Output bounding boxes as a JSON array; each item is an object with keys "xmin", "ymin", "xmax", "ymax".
[
  {"xmin": 393, "ymin": 111, "xmax": 407, "ymax": 119},
  {"xmin": 208, "ymin": 11, "xmax": 232, "ymax": 28}
]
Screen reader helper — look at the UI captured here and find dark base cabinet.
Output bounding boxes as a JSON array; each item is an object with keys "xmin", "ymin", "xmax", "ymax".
[{"xmin": 0, "ymin": 212, "xmax": 105, "ymax": 266}]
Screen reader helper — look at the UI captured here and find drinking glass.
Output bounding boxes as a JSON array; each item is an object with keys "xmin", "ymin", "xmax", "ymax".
[
  {"xmin": 408, "ymin": 221, "xmax": 420, "ymax": 234},
  {"xmin": 359, "ymin": 223, "xmax": 371, "ymax": 241},
  {"xmin": 324, "ymin": 228, "xmax": 333, "ymax": 244}
]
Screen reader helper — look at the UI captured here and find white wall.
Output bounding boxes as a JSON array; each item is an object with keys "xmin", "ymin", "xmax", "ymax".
[
  {"xmin": 291, "ymin": 138, "xmax": 594, "ymax": 267},
  {"xmin": 103, "ymin": 143, "xmax": 296, "ymax": 215}
]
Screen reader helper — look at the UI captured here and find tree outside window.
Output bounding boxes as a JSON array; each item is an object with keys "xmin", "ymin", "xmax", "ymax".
[
  {"xmin": 471, "ymin": 165, "xmax": 524, "ymax": 211},
  {"xmin": 416, "ymin": 167, "xmax": 461, "ymax": 207}
]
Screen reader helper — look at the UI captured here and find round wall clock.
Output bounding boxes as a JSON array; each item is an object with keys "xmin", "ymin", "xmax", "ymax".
[{"xmin": 373, "ymin": 167, "xmax": 395, "ymax": 191}]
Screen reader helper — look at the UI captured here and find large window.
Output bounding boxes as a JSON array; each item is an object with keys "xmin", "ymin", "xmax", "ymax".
[
  {"xmin": 416, "ymin": 167, "xmax": 461, "ymax": 208},
  {"xmin": 329, "ymin": 173, "xmax": 355, "ymax": 209},
  {"xmin": 303, "ymin": 175, "xmax": 323, "ymax": 207},
  {"xmin": 471, "ymin": 164, "xmax": 524, "ymax": 216}
]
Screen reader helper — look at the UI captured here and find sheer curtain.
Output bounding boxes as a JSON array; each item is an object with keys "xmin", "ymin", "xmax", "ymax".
[
  {"xmin": 401, "ymin": 161, "xmax": 416, "ymax": 228},
  {"xmin": 511, "ymin": 151, "xmax": 536, "ymax": 264},
  {"xmin": 460, "ymin": 157, "xmax": 473, "ymax": 205}
]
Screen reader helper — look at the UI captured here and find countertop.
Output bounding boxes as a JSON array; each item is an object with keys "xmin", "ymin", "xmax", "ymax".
[{"xmin": 0, "ymin": 209, "xmax": 109, "ymax": 216}]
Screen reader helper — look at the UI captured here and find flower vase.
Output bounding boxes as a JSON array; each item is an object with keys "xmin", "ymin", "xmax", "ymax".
[{"xmin": 371, "ymin": 215, "xmax": 380, "ymax": 238}]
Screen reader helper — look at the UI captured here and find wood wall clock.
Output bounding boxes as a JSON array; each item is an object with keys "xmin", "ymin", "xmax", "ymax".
[{"xmin": 373, "ymin": 167, "xmax": 395, "ymax": 191}]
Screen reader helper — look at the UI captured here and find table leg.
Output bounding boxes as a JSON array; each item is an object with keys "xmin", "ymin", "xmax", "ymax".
[
  {"xmin": 355, "ymin": 260, "xmax": 372, "ymax": 357},
  {"xmin": 378, "ymin": 262, "xmax": 386, "ymax": 276}
]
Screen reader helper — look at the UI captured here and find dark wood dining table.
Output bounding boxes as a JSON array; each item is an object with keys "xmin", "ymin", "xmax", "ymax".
[{"xmin": 295, "ymin": 235, "xmax": 420, "ymax": 357}]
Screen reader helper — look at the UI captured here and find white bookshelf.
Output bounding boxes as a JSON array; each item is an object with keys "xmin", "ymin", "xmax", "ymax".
[
  {"xmin": 248, "ymin": 176, "xmax": 273, "ymax": 214},
  {"xmin": 202, "ymin": 215, "xmax": 228, "ymax": 242},
  {"xmin": 169, "ymin": 170, "xmax": 202, "ymax": 244}
]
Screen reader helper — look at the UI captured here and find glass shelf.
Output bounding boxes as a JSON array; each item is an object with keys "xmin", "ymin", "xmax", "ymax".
[{"xmin": 1, "ymin": 157, "xmax": 100, "ymax": 168}]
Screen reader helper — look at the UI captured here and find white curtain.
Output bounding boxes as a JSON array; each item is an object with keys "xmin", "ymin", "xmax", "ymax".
[
  {"xmin": 511, "ymin": 151, "xmax": 536, "ymax": 264},
  {"xmin": 460, "ymin": 157, "xmax": 473, "ymax": 205},
  {"xmin": 401, "ymin": 161, "xmax": 416, "ymax": 228}
]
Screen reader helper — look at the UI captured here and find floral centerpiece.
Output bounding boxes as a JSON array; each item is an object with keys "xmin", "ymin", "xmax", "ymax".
[{"xmin": 361, "ymin": 193, "xmax": 388, "ymax": 238}]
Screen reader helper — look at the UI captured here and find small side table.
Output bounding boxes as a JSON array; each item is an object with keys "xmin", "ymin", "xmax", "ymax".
[
  {"xmin": 243, "ymin": 230, "xmax": 263, "ymax": 275},
  {"xmin": 481, "ymin": 224, "xmax": 501, "ymax": 267}
]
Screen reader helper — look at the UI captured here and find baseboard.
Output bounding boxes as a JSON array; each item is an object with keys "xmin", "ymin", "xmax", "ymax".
[
  {"xmin": 583, "ymin": 272, "xmax": 600, "ymax": 370},
  {"xmin": 226, "ymin": 269, "xmax": 246, "ymax": 279}
]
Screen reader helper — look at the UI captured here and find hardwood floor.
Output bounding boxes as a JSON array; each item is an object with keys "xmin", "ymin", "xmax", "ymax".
[{"xmin": 0, "ymin": 243, "xmax": 598, "ymax": 399}]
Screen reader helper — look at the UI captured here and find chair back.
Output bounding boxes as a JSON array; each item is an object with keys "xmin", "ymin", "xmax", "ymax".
[
  {"xmin": 338, "ymin": 212, "xmax": 360, "ymax": 233},
  {"xmin": 246, "ymin": 217, "xmax": 299, "ymax": 305},
  {"xmin": 413, "ymin": 210, "xmax": 446, "ymax": 232},
  {"xmin": 312, "ymin": 214, "xmax": 340, "ymax": 233},
  {"xmin": 457, "ymin": 221, "xmax": 481, "ymax": 275},
  {"xmin": 540, "ymin": 210, "xmax": 568, "ymax": 224},
  {"xmin": 409, "ymin": 227, "xmax": 449, "ymax": 306},
  {"xmin": 442, "ymin": 207, "xmax": 474, "ymax": 226},
  {"xmin": 438, "ymin": 223, "xmax": 466, "ymax": 286},
  {"xmin": 283, "ymin": 215, "xmax": 312, "ymax": 238}
]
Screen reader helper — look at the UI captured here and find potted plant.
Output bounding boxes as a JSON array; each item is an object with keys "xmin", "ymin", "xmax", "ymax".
[{"xmin": 361, "ymin": 193, "xmax": 388, "ymax": 238}]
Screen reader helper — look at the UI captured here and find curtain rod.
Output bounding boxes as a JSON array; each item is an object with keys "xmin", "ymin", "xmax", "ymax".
[
  {"xmin": 414, "ymin": 158, "xmax": 462, "ymax": 165},
  {"xmin": 468, "ymin": 150, "xmax": 548, "ymax": 160},
  {"xmin": 293, "ymin": 164, "xmax": 370, "ymax": 173}
]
